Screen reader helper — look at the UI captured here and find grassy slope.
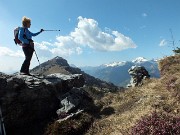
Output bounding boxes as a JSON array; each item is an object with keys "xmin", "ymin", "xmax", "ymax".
[{"xmin": 86, "ymin": 55, "xmax": 180, "ymax": 135}]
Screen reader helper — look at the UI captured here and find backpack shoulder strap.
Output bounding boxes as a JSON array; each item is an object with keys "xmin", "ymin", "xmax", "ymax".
[{"xmin": 23, "ymin": 28, "xmax": 27, "ymax": 39}]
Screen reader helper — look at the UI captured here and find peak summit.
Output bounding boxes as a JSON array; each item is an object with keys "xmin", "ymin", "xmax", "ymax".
[
  {"xmin": 51, "ymin": 56, "xmax": 69, "ymax": 66},
  {"xmin": 54, "ymin": 56, "xmax": 63, "ymax": 60},
  {"xmin": 132, "ymin": 57, "xmax": 148, "ymax": 63}
]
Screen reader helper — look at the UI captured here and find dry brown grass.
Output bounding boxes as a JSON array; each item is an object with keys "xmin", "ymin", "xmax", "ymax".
[
  {"xmin": 85, "ymin": 55, "xmax": 180, "ymax": 135},
  {"xmin": 158, "ymin": 55, "xmax": 180, "ymax": 76},
  {"xmin": 43, "ymin": 65, "xmax": 70, "ymax": 75}
]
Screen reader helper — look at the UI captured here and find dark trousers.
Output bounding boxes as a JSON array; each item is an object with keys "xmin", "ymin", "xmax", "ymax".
[{"xmin": 20, "ymin": 47, "xmax": 34, "ymax": 74}]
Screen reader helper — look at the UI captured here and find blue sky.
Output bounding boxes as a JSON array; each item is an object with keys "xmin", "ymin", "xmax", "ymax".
[{"xmin": 0, "ymin": 0, "xmax": 180, "ymax": 73}]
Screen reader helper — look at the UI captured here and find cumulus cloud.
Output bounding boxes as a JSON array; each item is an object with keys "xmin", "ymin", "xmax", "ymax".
[
  {"xmin": 70, "ymin": 16, "xmax": 136, "ymax": 51},
  {"xmin": 36, "ymin": 41, "xmax": 52, "ymax": 50},
  {"xmin": 34, "ymin": 42, "xmax": 53, "ymax": 58},
  {"xmin": 35, "ymin": 16, "xmax": 136, "ymax": 57},
  {"xmin": 159, "ymin": 39, "xmax": 168, "ymax": 46},
  {"xmin": 0, "ymin": 47, "xmax": 23, "ymax": 57}
]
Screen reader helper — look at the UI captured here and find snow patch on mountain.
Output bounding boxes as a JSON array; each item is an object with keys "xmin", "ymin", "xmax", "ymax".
[
  {"xmin": 103, "ymin": 57, "xmax": 149, "ymax": 67},
  {"xmin": 132, "ymin": 57, "xmax": 148, "ymax": 63},
  {"xmin": 79, "ymin": 56, "xmax": 160, "ymax": 87},
  {"xmin": 104, "ymin": 61, "xmax": 126, "ymax": 67}
]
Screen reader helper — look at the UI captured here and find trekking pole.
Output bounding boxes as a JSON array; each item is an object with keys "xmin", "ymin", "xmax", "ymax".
[
  {"xmin": 0, "ymin": 104, "xmax": 6, "ymax": 135},
  {"xmin": 34, "ymin": 50, "xmax": 41, "ymax": 66},
  {"xmin": 34, "ymin": 49, "xmax": 43, "ymax": 75},
  {"xmin": 43, "ymin": 30, "xmax": 60, "ymax": 31}
]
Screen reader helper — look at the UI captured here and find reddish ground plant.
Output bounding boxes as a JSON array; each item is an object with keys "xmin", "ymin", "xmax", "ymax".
[{"xmin": 131, "ymin": 111, "xmax": 180, "ymax": 135}]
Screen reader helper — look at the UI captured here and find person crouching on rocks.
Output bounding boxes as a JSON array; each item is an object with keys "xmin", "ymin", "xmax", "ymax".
[{"xmin": 18, "ymin": 16, "xmax": 44, "ymax": 75}]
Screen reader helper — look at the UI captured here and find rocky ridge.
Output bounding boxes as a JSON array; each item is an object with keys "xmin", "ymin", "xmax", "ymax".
[
  {"xmin": 80, "ymin": 57, "xmax": 160, "ymax": 87},
  {"xmin": 31, "ymin": 56, "xmax": 118, "ymax": 91}
]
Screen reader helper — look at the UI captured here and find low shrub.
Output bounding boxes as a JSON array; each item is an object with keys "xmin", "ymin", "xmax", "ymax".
[
  {"xmin": 45, "ymin": 113, "xmax": 93, "ymax": 135},
  {"xmin": 131, "ymin": 111, "xmax": 180, "ymax": 135}
]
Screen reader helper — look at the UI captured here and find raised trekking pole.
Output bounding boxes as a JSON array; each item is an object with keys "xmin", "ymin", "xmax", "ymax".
[
  {"xmin": 43, "ymin": 29, "xmax": 60, "ymax": 31},
  {"xmin": 0, "ymin": 102, "xmax": 6, "ymax": 135}
]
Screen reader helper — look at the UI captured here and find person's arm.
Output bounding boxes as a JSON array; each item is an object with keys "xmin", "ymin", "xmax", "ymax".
[
  {"xmin": 29, "ymin": 29, "xmax": 43, "ymax": 36},
  {"xmin": 18, "ymin": 27, "xmax": 30, "ymax": 44}
]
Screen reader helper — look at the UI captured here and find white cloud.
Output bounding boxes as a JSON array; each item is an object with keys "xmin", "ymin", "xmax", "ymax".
[
  {"xmin": 35, "ymin": 42, "xmax": 49, "ymax": 50},
  {"xmin": 70, "ymin": 16, "xmax": 136, "ymax": 51},
  {"xmin": 35, "ymin": 37, "xmax": 82, "ymax": 57},
  {"xmin": 111, "ymin": 31, "xmax": 136, "ymax": 51},
  {"xmin": 159, "ymin": 39, "xmax": 168, "ymax": 46},
  {"xmin": 50, "ymin": 48, "xmax": 74, "ymax": 56},
  {"xmin": 0, "ymin": 47, "xmax": 23, "ymax": 57},
  {"xmin": 30, "ymin": 16, "xmax": 137, "ymax": 57},
  {"xmin": 76, "ymin": 47, "xmax": 83, "ymax": 54},
  {"xmin": 142, "ymin": 13, "xmax": 148, "ymax": 17}
]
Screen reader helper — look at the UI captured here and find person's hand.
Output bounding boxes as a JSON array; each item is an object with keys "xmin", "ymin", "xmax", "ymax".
[
  {"xmin": 30, "ymin": 42, "xmax": 34, "ymax": 46},
  {"xmin": 40, "ymin": 29, "xmax": 44, "ymax": 32}
]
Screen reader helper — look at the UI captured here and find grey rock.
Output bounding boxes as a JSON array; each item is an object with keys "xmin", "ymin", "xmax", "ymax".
[
  {"xmin": 57, "ymin": 87, "xmax": 92, "ymax": 115},
  {"xmin": 57, "ymin": 109, "xmax": 84, "ymax": 123},
  {"xmin": 0, "ymin": 72, "xmax": 87, "ymax": 135},
  {"xmin": 127, "ymin": 66, "xmax": 150, "ymax": 87}
]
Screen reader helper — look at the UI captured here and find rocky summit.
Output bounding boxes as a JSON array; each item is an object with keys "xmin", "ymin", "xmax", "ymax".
[{"xmin": 31, "ymin": 56, "xmax": 118, "ymax": 91}]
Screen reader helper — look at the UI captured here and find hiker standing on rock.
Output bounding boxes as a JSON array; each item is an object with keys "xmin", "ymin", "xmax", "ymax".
[{"xmin": 18, "ymin": 16, "xmax": 44, "ymax": 75}]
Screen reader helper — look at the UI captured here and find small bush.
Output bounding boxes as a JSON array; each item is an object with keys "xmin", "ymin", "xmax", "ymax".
[
  {"xmin": 84, "ymin": 86, "xmax": 105, "ymax": 99},
  {"xmin": 45, "ymin": 113, "xmax": 93, "ymax": 135},
  {"xmin": 131, "ymin": 111, "xmax": 180, "ymax": 135}
]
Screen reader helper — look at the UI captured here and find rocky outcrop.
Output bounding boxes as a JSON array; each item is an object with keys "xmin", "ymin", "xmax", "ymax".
[
  {"xmin": 0, "ymin": 73, "xmax": 94, "ymax": 135},
  {"xmin": 127, "ymin": 66, "xmax": 150, "ymax": 87}
]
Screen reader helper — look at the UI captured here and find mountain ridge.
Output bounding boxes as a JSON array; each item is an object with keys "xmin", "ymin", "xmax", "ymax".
[
  {"xmin": 30, "ymin": 56, "xmax": 119, "ymax": 91},
  {"xmin": 80, "ymin": 57, "xmax": 160, "ymax": 87}
]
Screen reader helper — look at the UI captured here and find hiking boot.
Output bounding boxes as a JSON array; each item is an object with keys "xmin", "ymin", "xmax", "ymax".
[
  {"xmin": 20, "ymin": 72, "xmax": 27, "ymax": 75},
  {"xmin": 20, "ymin": 72, "xmax": 32, "ymax": 76}
]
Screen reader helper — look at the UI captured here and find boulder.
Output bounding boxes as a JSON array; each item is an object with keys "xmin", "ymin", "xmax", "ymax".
[
  {"xmin": 0, "ymin": 73, "xmax": 86, "ymax": 135},
  {"xmin": 127, "ymin": 66, "xmax": 150, "ymax": 87},
  {"xmin": 57, "ymin": 87, "xmax": 92, "ymax": 115}
]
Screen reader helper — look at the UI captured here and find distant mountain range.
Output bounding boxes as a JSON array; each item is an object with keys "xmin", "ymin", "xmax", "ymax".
[{"xmin": 79, "ymin": 57, "xmax": 160, "ymax": 87}]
